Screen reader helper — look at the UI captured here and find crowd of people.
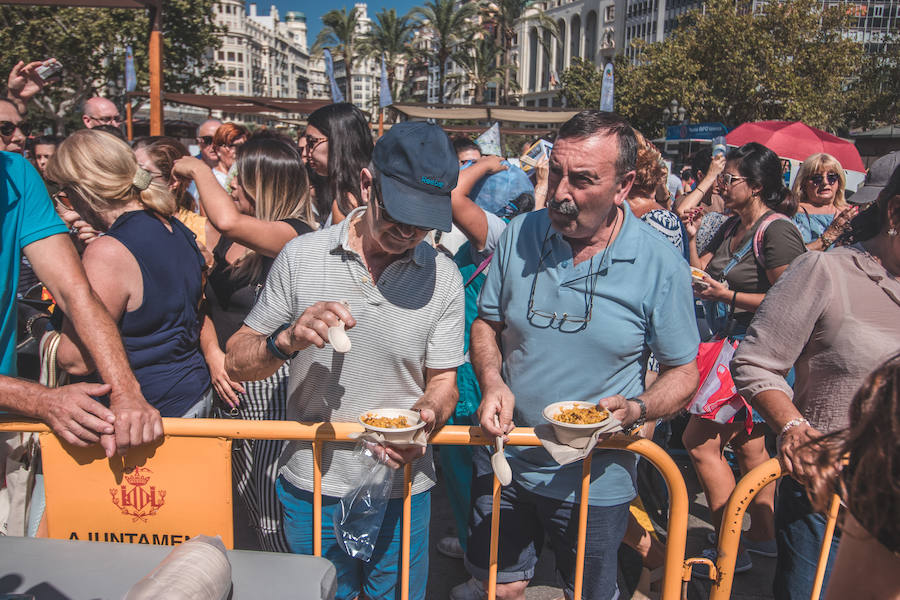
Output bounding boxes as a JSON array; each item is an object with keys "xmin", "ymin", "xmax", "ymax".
[{"xmin": 1, "ymin": 62, "xmax": 898, "ymax": 600}]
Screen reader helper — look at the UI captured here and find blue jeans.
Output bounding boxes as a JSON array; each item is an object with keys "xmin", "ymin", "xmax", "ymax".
[
  {"xmin": 773, "ymin": 477, "xmax": 840, "ymax": 600},
  {"xmin": 464, "ymin": 446, "xmax": 627, "ymax": 599},
  {"xmin": 276, "ymin": 475, "xmax": 430, "ymax": 600}
]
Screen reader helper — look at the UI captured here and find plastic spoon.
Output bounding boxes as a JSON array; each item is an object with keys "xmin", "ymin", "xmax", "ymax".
[
  {"xmin": 327, "ymin": 300, "xmax": 352, "ymax": 353},
  {"xmin": 491, "ymin": 415, "xmax": 512, "ymax": 486}
]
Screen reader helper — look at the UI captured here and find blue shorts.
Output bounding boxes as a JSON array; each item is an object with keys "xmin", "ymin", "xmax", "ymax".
[
  {"xmin": 463, "ymin": 446, "xmax": 628, "ymax": 599},
  {"xmin": 276, "ymin": 475, "xmax": 430, "ymax": 600}
]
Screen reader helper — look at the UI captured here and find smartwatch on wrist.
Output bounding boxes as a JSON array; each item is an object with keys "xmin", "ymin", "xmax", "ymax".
[
  {"xmin": 266, "ymin": 322, "xmax": 298, "ymax": 361},
  {"xmin": 624, "ymin": 397, "xmax": 647, "ymax": 434}
]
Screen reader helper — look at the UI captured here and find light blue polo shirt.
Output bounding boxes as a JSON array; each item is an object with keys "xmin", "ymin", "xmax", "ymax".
[
  {"xmin": 1, "ymin": 152, "xmax": 68, "ymax": 376},
  {"xmin": 477, "ymin": 203, "xmax": 699, "ymax": 505}
]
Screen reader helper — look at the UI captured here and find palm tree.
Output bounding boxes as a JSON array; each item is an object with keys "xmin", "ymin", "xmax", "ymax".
[
  {"xmin": 480, "ymin": 0, "xmax": 557, "ymax": 104},
  {"xmin": 358, "ymin": 8, "xmax": 416, "ymax": 100},
  {"xmin": 453, "ymin": 35, "xmax": 504, "ymax": 104},
  {"xmin": 413, "ymin": 0, "xmax": 479, "ymax": 103},
  {"xmin": 314, "ymin": 7, "xmax": 361, "ymax": 102}
]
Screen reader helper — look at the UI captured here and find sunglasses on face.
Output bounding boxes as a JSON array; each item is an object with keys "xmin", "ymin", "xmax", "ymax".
[
  {"xmin": 717, "ymin": 173, "xmax": 747, "ymax": 186},
  {"xmin": 808, "ymin": 173, "xmax": 839, "ymax": 186},
  {"xmin": 0, "ymin": 121, "xmax": 31, "ymax": 137},
  {"xmin": 304, "ymin": 135, "xmax": 327, "ymax": 152},
  {"xmin": 88, "ymin": 115, "xmax": 121, "ymax": 125},
  {"xmin": 197, "ymin": 136, "xmax": 214, "ymax": 145},
  {"xmin": 372, "ymin": 178, "xmax": 433, "ymax": 232}
]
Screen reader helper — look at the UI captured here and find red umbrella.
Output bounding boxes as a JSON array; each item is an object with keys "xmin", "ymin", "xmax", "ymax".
[{"xmin": 725, "ymin": 121, "xmax": 865, "ymax": 172}]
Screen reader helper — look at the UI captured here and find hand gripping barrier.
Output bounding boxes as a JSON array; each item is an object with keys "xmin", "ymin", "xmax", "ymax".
[
  {"xmin": 0, "ymin": 418, "xmax": 691, "ymax": 600},
  {"xmin": 686, "ymin": 457, "xmax": 842, "ymax": 600}
]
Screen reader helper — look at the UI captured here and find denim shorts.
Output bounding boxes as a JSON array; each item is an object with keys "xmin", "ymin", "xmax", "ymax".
[
  {"xmin": 276, "ymin": 475, "xmax": 431, "ymax": 600},
  {"xmin": 464, "ymin": 446, "xmax": 628, "ymax": 599}
]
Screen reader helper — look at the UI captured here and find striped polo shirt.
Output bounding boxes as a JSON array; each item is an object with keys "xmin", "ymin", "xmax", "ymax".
[{"xmin": 245, "ymin": 207, "xmax": 465, "ymax": 498}]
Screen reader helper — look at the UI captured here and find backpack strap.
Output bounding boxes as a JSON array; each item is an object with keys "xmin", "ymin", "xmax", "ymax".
[
  {"xmin": 751, "ymin": 213, "xmax": 794, "ymax": 270},
  {"xmin": 464, "ymin": 253, "xmax": 493, "ymax": 288}
]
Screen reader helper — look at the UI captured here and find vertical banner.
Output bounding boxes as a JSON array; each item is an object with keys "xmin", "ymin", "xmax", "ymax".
[
  {"xmin": 599, "ymin": 62, "xmax": 614, "ymax": 112},
  {"xmin": 40, "ymin": 433, "xmax": 234, "ymax": 548},
  {"xmin": 379, "ymin": 53, "xmax": 393, "ymax": 108},
  {"xmin": 323, "ymin": 49, "xmax": 344, "ymax": 103},
  {"xmin": 124, "ymin": 45, "xmax": 137, "ymax": 92}
]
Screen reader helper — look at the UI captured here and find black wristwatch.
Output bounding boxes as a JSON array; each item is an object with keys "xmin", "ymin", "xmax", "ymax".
[
  {"xmin": 266, "ymin": 322, "xmax": 298, "ymax": 361},
  {"xmin": 624, "ymin": 397, "xmax": 647, "ymax": 434}
]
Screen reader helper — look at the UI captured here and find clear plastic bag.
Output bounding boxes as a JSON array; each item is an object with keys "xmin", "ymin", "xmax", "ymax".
[{"xmin": 332, "ymin": 441, "xmax": 393, "ymax": 562}]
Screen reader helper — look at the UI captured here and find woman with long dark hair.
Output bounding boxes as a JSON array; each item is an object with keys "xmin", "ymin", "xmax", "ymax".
[
  {"xmin": 682, "ymin": 142, "xmax": 806, "ymax": 573},
  {"xmin": 303, "ymin": 102, "xmax": 373, "ymax": 224},
  {"xmin": 174, "ymin": 131, "xmax": 316, "ymax": 552}
]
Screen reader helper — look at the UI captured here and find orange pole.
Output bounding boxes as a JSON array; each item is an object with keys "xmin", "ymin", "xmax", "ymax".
[
  {"xmin": 148, "ymin": 4, "xmax": 163, "ymax": 136},
  {"xmin": 379, "ymin": 108, "xmax": 384, "ymax": 137},
  {"xmin": 809, "ymin": 494, "xmax": 841, "ymax": 600},
  {"xmin": 313, "ymin": 441, "xmax": 322, "ymax": 557},
  {"xmin": 572, "ymin": 453, "xmax": 593, "ymax": 600},
  {"xmin": 709, "ymin": 458, "xmax": 783, "ymax": 600},
  {"xmin": 487, "ymin": 474, "xmax": 501, "ymax": 600},
  {"xmin": 125, "ymin": 101, "xmax": 133, "ymax": 141},
  {"xmin": 401, "ymin": 463, "xmax": 412, "ymax": 600}
]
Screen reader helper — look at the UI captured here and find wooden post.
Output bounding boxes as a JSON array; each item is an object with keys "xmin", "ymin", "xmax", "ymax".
[
  {"xmin": 148, "ymin": 2, "xmax": 163, "ymax": 136},
  {"xmin": 379, "ymin": 108, "xmax": 384, "ymax": 137},
  {"xmin": 125, "ymin": 101, "xmax": 134, "ymax": 141}
]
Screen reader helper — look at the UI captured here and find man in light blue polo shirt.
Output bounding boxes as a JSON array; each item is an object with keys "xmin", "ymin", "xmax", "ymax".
[{"xmin": 463, "ymin": 111, "xmax": 699, "ymax": 600}]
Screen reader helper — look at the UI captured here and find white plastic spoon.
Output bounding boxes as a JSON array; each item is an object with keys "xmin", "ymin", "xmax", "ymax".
[
  {"xmin": 327, "ymin": 300, "xmax": 352, "ymax": 353},
  {"xmin": 491, "ymin": 415, "xmax": 512, "ymax": 486}
]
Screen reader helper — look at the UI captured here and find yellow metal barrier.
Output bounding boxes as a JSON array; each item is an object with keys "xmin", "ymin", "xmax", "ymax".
[
  {"xmin": 692, "ymin": 457, "xmax": 841, "ymax": 600},
  {"xmin": 0, "ymin": 418, "xmax": 690, "ymax": 600}
]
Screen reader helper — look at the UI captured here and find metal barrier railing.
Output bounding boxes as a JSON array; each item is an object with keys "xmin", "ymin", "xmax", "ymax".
[
  {"xmin": 685, "ymin": 457, "xmax": 842, "ymax": 600},
  {"xmin": 0, "ymin": 418, "xmax": 691, "ymax": 600}
]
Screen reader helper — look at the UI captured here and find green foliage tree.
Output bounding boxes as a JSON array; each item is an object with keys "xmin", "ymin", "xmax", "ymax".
[
  {"xmin": 844, "ymin": 35, "xmax": 900, "ymax": 129},
  {"xmin": 452, "ymin": 34, "xmax": 504, "ymax": 104},
  {"xmin": 557, "ymin": 57, "xmax": 603, "ymax": 108},
  {"xmin": 412, "ymin": 0, "xmax": 478, "ymax": 103},
  {"xmin": 358, "ymin": 8, "xmax": 416, "ymax": 100},
  {"xmin": 562, "ymin": 0, "xmax": 867, "ymax": 135},
  {"xmin": 0, "ymin": 1, "xmax": 224, "ymax": 135},
  {"xmin": 315, "ymin": 6, "xmax": 361, "ymax": 103}
]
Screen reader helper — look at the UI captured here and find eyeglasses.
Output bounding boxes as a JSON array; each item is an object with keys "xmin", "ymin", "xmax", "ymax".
[
  {"xmin": 808, "ymin": 173, "xmax": 839, "ymax": 186},
  {"xmin": 0, "ymin": 121, "xmax": 31, "ymax": 137},
  {"xmin": 87, "ymin": 115, "xmax": 121, "ymax": 125},
  {"xmin": 372, "ymin": 177, "xmax": 433, "ymax": 232},
  {"xmin": 53, "ymin": 189, "xmax": 73, "ymax": 210},
  {"xmin": 717, "ymin": 173, "xmax": 748, "ymax": 186},
  {"xmin": 527, "ymin": 224, "xmax": 609, "ymax": 332},
  {"xmin": 304, "ymin": 135, "xmax": 327, "ymax": 152},
  {"xmin": 197, "ymin": 136, "xmax": 214, "ymax": 145},
  {"xmin": 220, "ymin": 139, "xmax": 245, "ymax": 149}
]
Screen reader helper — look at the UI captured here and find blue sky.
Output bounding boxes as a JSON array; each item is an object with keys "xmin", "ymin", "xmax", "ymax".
[{"xmin": 273, "ymin": 0, "xmax": 421, "ymax": 44}]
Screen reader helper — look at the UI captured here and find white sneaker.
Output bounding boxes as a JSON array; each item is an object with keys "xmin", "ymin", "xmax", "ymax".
[
  {"xmin": 449, "ymin": 577, "xmax": 486, "ymax": 600},
  {"xmin": 437, "ymin": 535, "xmax": 465, "ymax": 559}
]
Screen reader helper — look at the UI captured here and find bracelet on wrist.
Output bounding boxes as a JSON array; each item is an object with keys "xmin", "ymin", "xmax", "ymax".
[{"xmin": 776, "ymin": 417, "xmax": 811, "ymax": 451}]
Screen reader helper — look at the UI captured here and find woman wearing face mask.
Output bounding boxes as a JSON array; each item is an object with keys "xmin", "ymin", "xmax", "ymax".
[
  {"xmin": 302, "ymin": 103, "xmax": 373, "ymax": 225},
  {"xmin": 47, "ymin": 129, "xmax": 212, "ymax": 418},
  {"xmin": 173, "ymin": 131, "xmax": 316, "ymax": 552},
  {"xmin": 790, "ymin": 153, "xmax": 856, "ymax": 251}
]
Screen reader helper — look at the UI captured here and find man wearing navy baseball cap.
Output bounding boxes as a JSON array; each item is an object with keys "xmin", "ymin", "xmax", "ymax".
[{"xmin": 225, "ymin": 120, "xmax": 465, "ymax": 600}]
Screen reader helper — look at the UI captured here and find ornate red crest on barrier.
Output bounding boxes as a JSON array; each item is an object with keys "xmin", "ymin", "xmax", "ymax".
[{"xmin": 110, "ymin": 466, "xmax": 167, "ymax": 522}]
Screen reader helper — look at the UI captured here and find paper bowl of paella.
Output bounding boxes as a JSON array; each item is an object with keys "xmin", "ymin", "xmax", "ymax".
[
  {"xmin": 542, "ymin": 401, "xmax": 621, "ymax": 448},
  {"xmin": 358, "ymin": 408, "xmax": 427, "ymax": 444}
]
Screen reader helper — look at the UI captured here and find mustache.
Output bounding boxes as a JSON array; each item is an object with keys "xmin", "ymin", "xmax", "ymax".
[{"xmin": 548, "ymin": 197, "xmax": 579, "ymax": 217}]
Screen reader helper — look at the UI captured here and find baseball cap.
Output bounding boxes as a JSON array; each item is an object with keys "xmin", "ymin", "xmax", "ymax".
[
  {"xmin": 373, "ymin": 122, "xmax": 458, "ymax": 232},
  {"xmin": 849, "ymin": 151, "xmax": 900, "ymax": 205}
]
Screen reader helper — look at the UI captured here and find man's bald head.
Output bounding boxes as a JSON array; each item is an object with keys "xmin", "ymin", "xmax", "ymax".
[
  {"xmin": 82, "ymin": 97, "xmax": 121, "ymax": 129},
  {"xmin": 197, "ymin": 119, "xmax": 222, "ymax": 138}
]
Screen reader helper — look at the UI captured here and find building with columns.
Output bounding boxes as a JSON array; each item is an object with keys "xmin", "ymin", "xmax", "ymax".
[
  {"xmin": 516, "ymin": 0, "xmax": 617, "ymax": 107},
  {"xmin": 211, "ymin": 1, "xmax": 311, "ymax": 112}
]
